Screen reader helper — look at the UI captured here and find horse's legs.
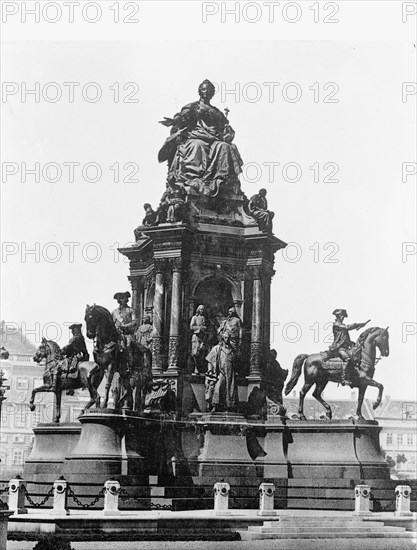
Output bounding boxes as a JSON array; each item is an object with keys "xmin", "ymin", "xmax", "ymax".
[
  {"xmin": 312, "ymin": 379, "xmax": 332, "ymax": 420},
  {"xmin": 356, "ymin": 383, "xmax": 367, "ymax": 420},
  {"xmin": 83, "ymin": 372, "xmax": 96, "ymax": 411},
  {"xmin": 103, "ymin": 363, "xmax": 116, "ymax": 408},
  {"xmin": 298, "ymin": 381, "xmax": 313, "ymax": 420},
  {"xmin": 29, "ymin": 384, "xmax": 52, "ymax": 411},
  {"xmin": 54, "ymin": 390, "xmax": 62, "ymax": 423},
  {"xmin": 359, "ymin": 375, "xmax": 384, "ymax": 410},
  {"xmin": 92, "ymin": 368, "xmax": 105, "ymax": 408}
]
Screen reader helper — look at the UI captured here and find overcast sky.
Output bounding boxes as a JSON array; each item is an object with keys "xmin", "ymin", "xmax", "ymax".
[{"xmin": 1, "ymin": 2, "xmax": 416, "ymax": 401}]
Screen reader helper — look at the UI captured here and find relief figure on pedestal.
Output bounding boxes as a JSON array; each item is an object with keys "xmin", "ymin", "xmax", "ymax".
[
  {"xmin": 189, "ymin": 305, "xmax": 209, "ymax": 375},
  {"xmin": 205, "ymin": 334, "xmax": 237, "ymax": 413},
  {"xmin": 204, "ymin": 306, "xmax": 242, "ymax": 412},
  {"xmin": 263, "ymin": 349, "xmax": 288, "ymax": 405},
  {"xmin": 135, "ymin": 315, "xmax": 153, "ymax": 350},
  {"xmin": 217, "ymin": 306, "xmax": 242, "ymax": 353},
  {"xmin": 248, "ymin": 188, "xmax": 274, "ymax": 233},
  {"xmin": 142, "ymin": 203, "xmax": 157, "ymax": 226},
  {"xmin": 158, "ymin": 79, "xmax": 243, "ymax": 198},
  {"xmin": 156, "ymin": 181, "xmax": 188, "ymax": 224}
]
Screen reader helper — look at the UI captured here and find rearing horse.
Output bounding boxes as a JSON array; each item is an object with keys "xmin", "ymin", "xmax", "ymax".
[{"xmin": 285, "ymin": 327, "xmax": 389, "ymax": 420}]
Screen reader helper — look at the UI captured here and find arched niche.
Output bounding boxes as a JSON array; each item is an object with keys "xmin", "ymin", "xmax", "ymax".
[{"xmin": 191, "ymin": 274, "xmax": 242, "ymax": 327}]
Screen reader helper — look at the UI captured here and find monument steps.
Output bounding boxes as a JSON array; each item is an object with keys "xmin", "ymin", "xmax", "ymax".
[{"xmin": 239, "ymin": 518, "xmax": 417, "ymax": 540}]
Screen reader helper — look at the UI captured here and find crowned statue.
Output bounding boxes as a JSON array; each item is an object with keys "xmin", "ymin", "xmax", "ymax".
[{"xmin": 158, "ymin": 79, "xmax": 243, "ymax": 198}]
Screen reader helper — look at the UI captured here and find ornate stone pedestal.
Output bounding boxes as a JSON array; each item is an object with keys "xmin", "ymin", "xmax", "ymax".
[
  {"xmin": 62, "ymin": 410, "xmax": 124, "ymax": 480},
  {"xmin": 196, "ymin": 413, "xmax": 259, "ymax": 478},
  {"xmin": 24, "ymin": 423, "xmax": 81, "ymax": 482}
]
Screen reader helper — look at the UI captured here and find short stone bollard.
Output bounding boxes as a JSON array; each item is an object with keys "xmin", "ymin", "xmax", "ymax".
[
  {"xmin": 354, "ymin": 484, "xmax": 371, "ymax": 515},
  {"xmin": 213, "ymin": 482, "xmax": 231, "ymax": 515},
  {"xmin": 258, "ymin": 483, "xmax": 278, "ymax": 516},
  {"xmin": 53, "ymin": 478, "xmax": 69, "ymax": 516},
  {"xmin": 8, "ymin": 478, "xmax": 27, "ymax": 514},
  {"xmin": 395, "ymin": 485, "xmax": 412, "ymax": 517},
  {"xmin": 103, "ymin": 480, "xmax": 121, "ymax": 515}
]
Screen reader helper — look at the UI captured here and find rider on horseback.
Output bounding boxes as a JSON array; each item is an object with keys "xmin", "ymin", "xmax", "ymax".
[
  {"xmin": 324, "ymin": 309, "xmax": 369, "ymax": 386},
  {"xmin": 62, "ymin": 323, "xmax": 90, "ymax": 395},
  {"xmin": 62, "ymin": 323, "xmax": 89, "ymax": 367},
  {"xmin": 112, "ymin": 291, "xmax": 138, "ymax": 364}
]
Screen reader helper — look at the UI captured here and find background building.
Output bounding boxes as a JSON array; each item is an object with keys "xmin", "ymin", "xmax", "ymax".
[{"xmin": 0, "ymin": 321, "xmax": 88, "ymax": 478}]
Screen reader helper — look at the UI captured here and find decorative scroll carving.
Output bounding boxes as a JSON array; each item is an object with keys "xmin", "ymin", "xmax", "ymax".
[
  {"xmin": 168, "ymin": 336, "xmax": 180, "ymax": 370},
  {"xmin": 250, "ymin": 341, "xmax": 263, "ymax": 376}
]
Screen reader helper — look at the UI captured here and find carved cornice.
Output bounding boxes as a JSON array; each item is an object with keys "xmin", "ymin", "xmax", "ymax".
[
  {"xmin": 167, "ymin": 257, "xmax": 183, "ymax": 273},
  {"xmin": 154, "ymin": 258, "xmax": 169, "ymax": 273}
]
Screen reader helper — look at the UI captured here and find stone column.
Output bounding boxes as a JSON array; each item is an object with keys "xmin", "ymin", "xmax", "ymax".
[
  {"xmin": 152, "ymin": 259, "xmax": 165, "ymax": 374},
  {"xmin": 168, "ymin": 258, "xmax": 182, "ymax": 371},
  {"xmin": 263, "ymin": 268, "xmax": 274, "ymax": 353},
  {"xmin": 250, "ymin": 267, "xmax": 263, "ymax": 377},
  {"xmin": 128, "ymin": 276, "xmax": 141, "ymax": 321}
]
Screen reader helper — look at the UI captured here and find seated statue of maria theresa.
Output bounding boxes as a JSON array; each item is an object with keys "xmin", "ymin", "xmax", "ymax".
[{"xmin": 158, "ymin": 79, "xmax": 243, "ymax": 198}]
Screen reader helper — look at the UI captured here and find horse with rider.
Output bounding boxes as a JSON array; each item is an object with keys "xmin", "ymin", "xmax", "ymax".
[{"xmin": 285, "ymin": 308, "xmax": 389, "ymax": 420}]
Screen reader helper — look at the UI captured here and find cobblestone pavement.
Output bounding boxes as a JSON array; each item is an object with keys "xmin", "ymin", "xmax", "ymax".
[{"xmin": 7, "ymin": 539, "xmax": 417, "ymax": 550}]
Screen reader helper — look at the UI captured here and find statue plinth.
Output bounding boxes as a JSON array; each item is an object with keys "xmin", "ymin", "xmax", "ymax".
[
  {"xmin": 62, "ymin": 409, "xmax": 125, "ymax": 479},
  {"xmin": 24, "ymin": 423, "xmax": 81, "ymax": 482}
]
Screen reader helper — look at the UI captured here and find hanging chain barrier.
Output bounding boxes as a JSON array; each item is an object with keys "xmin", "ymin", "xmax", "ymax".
[
  {"xmin": 67, "ymin": 484, "xmax": 105, "ymax": 509},
  {"xmin": 23, "ymin": 485, "xmax": 54, "ymax": 508},
  {"xmin": 118, "ymin": 488, "xmax": 173, "ymax": 510}
]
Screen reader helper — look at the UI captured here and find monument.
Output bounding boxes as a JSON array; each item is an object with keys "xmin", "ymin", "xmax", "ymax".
[{"xmin": 23, "ymin": 80, "xmax": 396, "ymax": 512}]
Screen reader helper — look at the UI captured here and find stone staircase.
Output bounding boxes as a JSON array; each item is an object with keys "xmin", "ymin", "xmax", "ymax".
[{"xmin": 239, "ymin": 516, "xmax": 417, "ymax": 540}]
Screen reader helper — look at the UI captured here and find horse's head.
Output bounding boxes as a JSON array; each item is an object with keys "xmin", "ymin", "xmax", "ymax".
[
  {"xmin": 33, "ymin": 337, "xmax": 62, "ymax": 363},
  {"xmin": 375, "ymin": 326, "xmax": 390, "ymax": 357},
  {"xmin": 85, "ymin": 304, "xmax": 98, "ymax": 339},
  {"xmin": 84, "ymin": 303, "xmax": 117, "ymax": 343}
]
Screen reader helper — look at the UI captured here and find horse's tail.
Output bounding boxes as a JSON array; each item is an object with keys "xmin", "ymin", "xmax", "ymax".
[{"xmin": 285, "ymin": 354, "xmax": 308, "ymax": 395}]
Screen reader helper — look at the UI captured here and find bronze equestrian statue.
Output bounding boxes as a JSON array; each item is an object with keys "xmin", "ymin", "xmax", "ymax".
[{"xmin": 285, "ymin": 325, "xmax": 389, "ymax": 421}]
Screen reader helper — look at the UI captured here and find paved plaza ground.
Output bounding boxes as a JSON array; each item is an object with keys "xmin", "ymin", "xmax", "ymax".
[{"xmin": 7, "ymin": 539, "xmax": 417, "ymax": 550}]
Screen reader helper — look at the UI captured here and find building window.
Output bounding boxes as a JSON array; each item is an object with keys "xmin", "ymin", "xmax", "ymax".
[
  {"xmin": 407, "ymin": 433, "xmax": 414, "ymax": 445},
  {"xmin": 1, "ymin": 414, "xmax": 9, "ymax": 428},
  {"xmin": 0, "ymin": 434, "xmax": 7, "ymax": 443},
  {"xmin": 31, "ymin": 406, "xmax": 43, "ymax": 427},
  {"xmin": 0, "ymin": 449, "xmax": 7, "ymax": 465},
  {"xmin": 16, "ymin": 378, "xmax": 29, "ymax": 390},
  {"xmin": 386, "ymin": 433, "xmax": 393, "ymax": 445},
  {"xmin": 14, "ymin": 405, "xmax": 28, "ymax": 428},
  {"xmin": 397, "ymin": 434, "xmax": 403, "ymax": 445},
  {"xmin": 13, "ymin": 434, "xmax": 25, "ymax": 444},
  {"xmin": 12, "ymin": 450, "xmax": 23, "ymax": 466}
]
